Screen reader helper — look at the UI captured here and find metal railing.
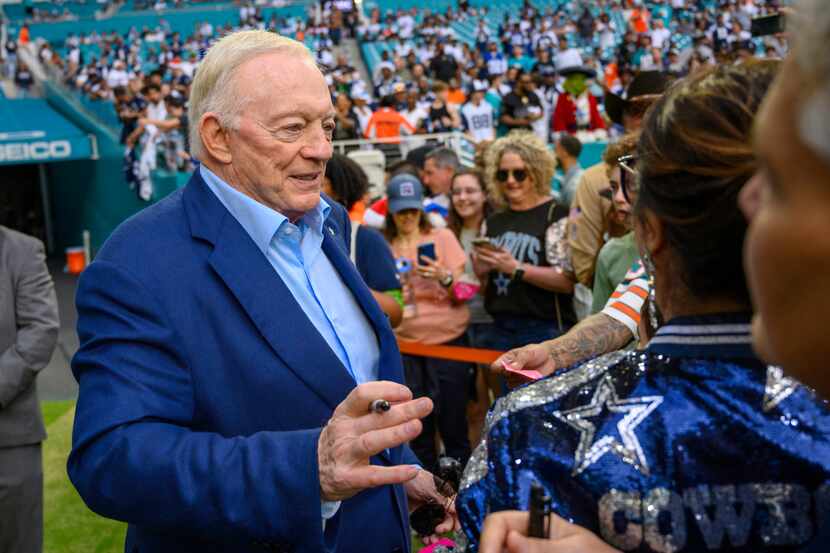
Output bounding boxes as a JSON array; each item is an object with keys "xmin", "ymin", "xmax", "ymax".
[{"xmin": 332, "ymin": 131, "xmax": 477, "ymax": 167}]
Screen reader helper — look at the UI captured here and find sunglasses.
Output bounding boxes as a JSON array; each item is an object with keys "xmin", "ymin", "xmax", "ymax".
[
  {"xmin": 496, "ymin": 168, "xmax": 529, "ymax": 183},
  {"xmin": 617, "ymin": 154, "xmax": 639, "ymax": 204},
  {"xmin": 409, "ymin": 457, "xmax": 462, "ymax": 537}
]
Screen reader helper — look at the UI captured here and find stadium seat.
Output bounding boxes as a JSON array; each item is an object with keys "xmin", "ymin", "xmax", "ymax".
[{"xmin": 347, "ymin": 149, "xmax": 387, "ymax": 200}]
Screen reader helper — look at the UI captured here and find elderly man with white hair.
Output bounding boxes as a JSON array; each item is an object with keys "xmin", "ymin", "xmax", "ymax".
[{"xmin": 68, "ymin": 31, "xmax": 455, "ymax": 553}]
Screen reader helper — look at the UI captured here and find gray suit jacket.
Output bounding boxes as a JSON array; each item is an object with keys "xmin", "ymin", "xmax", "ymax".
[{"xmin": 0, "ymin": 226, "xmax": 59, "ymax": 448}]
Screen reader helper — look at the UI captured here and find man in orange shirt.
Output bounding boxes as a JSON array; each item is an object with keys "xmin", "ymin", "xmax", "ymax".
[
  {"xmin": 363, "ymin": 95, "xmax": 416, "ymax": 144},
  {"xmin": 630, "ymin": 7, "xmax": 649, "ymax": 34}
]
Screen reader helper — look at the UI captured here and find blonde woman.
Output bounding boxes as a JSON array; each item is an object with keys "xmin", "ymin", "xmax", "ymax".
[{"xmin": 472, "ymin": 132, "xmax": 576, "ymax": 358}]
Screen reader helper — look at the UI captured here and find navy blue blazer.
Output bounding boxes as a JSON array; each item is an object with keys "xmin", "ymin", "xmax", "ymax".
[{"xmin": 69, "ymin": 170, "xmax": 418, "ymax": 553}]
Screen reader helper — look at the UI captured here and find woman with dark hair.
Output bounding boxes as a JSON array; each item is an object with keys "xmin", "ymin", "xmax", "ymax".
[
  {"xmin": 323, "ymin": 154, "xmax": 403, "ymax": 327},
  {"xmin": 448, "ymin": 168, "xmax": 496, "ymax": 440},
  {"xmin": 457, "ymin": 60, "xmax": 830, "ymax": 552},
  {"xmin": 447, "ymin": 168, "xmax": 494, "ymax": 346},
  {"xmin": 590, "ymin": 133, "xmax": 639, "ymax": 313},
  {"xmin": 383, "ymin": 173, "xmax": 473, "ymax": 473}
]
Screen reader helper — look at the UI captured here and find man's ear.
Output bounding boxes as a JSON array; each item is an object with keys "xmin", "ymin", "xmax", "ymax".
[
  {"xmin": 637, "ymin": 208, "xmax": 666, "ymax": 257},
  {"xmin": 199, "ymin": 113, "xmax": 232, "ymax": 164}
]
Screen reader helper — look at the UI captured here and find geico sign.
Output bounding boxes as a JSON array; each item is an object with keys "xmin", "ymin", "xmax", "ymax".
[{"xmin": 0, "ymin": 140, "xmax": 72, "ymax": 162}]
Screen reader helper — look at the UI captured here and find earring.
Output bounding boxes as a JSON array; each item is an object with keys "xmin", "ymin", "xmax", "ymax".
[{"xmin": 642, "ymin": 252, "xmax": 661, "ymax": 331}]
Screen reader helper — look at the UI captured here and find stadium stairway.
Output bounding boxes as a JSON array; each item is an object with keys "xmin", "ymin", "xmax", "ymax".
[{"xmin": 338, "ymin": 38, "xmax": 373, "ymax": 95}]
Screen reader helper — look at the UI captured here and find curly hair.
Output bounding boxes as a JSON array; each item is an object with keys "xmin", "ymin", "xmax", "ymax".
[{"xmin": 484, "ymin": 131, "xmax": 555, "ymax": 208}]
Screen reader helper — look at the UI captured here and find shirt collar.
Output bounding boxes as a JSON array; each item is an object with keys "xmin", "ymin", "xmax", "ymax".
[
  {"xmin": 200, "ymin": 164, "xmax": 330, "ymax": 254},
  {"xmin": 646, "ymin": 312, "xmax": 756, "ymax": 359}
]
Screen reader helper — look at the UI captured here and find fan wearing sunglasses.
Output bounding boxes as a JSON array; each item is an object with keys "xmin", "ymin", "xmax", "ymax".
[
  {"xmin": 590, "ymin": 135, "xmax": 641, "ymax": 314},
  {"xmin": 462, "ymin": 59, "xmax": 830, "ymax": 552},
  {"xmin": 472, "ymin": 132, "xmax": 577, "ymax": 366}
]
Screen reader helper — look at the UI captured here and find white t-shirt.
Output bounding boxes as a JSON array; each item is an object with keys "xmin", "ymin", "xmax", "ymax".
[
  {"xmin": 651, "ymin": 27, "xmax": 671, "ymax": 50},
  {"xmin": 147, "ymin": 100, "xmax": 167, "ymax": 121},
  {"xmin": 486, "ymin": 54, "xmax": 507, "ymax": 77},
  {"xmin": 402, "ymin": 106, "xmax": 428, "ymax": 130},
  {"xmin": 106, "ymin": 68, "xmax": 129, "ymax": 88},
  {"xmin": 528, "ymin": 104, "xmax": 548, "ymax": 144},
  {"xmin": 399, "ymin": 15, "xmax": 415, "ymax": 38},
  {"xmin": 354, "ymin": 106, "xmax": 373, "ymax": 135},
  {"xmin": 461, "ymin": 101, "xmax": 495, "ymax": 142}
]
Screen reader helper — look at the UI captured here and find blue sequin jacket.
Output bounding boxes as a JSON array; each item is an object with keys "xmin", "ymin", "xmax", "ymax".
[{"xmin": 456, "ymin": 313, "xmax": 830, "ymax": 552}]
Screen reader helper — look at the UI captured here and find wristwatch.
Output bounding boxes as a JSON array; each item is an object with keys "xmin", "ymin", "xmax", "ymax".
[
  {"xmin": 440, "ymin": 272, "xmax": 454, "ymax": 287},
  {"xmin": 512, "ymin": 262, "xmax": 525, "ymax": 282}
]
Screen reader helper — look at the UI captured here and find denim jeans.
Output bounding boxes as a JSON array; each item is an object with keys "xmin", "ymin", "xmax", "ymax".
[
  {"xmin": 474, "ymin": 317, "xmax": 566, "ymax": 397},
  {"xmin": 475, "ymin": 316, "xmax": 565, "ymax": 353}
]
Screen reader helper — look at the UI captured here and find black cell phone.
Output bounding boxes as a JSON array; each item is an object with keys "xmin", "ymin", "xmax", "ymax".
[
  {"xmin": 751, "ymin": 13, "xmax": 786, "ymax": 37},
  {"xmin": 417, "ymin": 242, "xmax": 436, "ymax": 265}
]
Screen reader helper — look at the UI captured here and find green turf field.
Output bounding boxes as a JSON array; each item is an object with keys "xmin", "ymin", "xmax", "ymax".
[
  {"xmin": 42, "ymin": 401, "xmax": 127, "ymax": 553},
  {"xmin": 41, "ymin": 401, "xmax": 425, "ymax": 552}
]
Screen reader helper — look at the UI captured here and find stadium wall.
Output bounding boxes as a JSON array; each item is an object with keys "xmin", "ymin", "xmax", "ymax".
[{"xmin": 43, "ymin": 81, "xmax": 179, "ymax": 254}]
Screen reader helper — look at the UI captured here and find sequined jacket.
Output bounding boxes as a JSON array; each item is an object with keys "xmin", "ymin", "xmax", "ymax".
[{"xmin": 456, "ymin": 313, "xmax": 830, "ymax": 552}]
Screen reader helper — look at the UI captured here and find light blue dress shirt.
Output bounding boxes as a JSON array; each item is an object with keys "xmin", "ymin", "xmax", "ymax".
[
  {"xmin": 200, "ymin": 165, "xmax": 380, "ymax": 385},
  {"xmin": 201, "ymin": 165, "xmax": 382, "ymax": 522}
]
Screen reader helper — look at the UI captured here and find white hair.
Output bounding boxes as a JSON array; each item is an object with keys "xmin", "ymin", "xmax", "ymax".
[
  {"xmin": 793, "ymin": 0, "xmax": 830, "ymax": 163},
  {"xmin": 188, "ymin": 30, "xmax": 314, "ymax": 160}
]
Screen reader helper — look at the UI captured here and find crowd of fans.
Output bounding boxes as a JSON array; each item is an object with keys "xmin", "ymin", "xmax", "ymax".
[
  {"xmin": 19, "ymin": 0, "xmax": 787, "ymax": 163},
  {"xmin": 6, "ymin": 0, "xmax": 830, "ymax": 549},
  {"xmin": 1, "ymin": 0, "xmax": 796, "ymax": 492}
]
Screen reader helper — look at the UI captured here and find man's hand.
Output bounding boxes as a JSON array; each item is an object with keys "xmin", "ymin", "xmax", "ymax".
[
  {"xmin": 318, "ymin": 381, "xmax": 433, "ymax": 502},
  {"xmin": 405, "ymin": 468, "xmax": 460, "ymax": 544},
  {"xmin": 480, "ymin": 511, "xmax": 620, "ymax": 553},
  {"xmin": 492, "ymin": 343, "xmax": 556, "ymax": 388}
]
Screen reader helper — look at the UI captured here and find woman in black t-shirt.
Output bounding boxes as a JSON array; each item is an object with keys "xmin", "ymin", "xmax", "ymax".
[{"xmin": 472, "ymin": 132, "xmax": 576, "ymax": 355}]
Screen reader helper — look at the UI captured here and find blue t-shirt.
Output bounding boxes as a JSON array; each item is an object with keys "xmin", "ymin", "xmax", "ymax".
[{"xmin": 355, "ymin": 225, "xmax": 400, "ymax": 292}]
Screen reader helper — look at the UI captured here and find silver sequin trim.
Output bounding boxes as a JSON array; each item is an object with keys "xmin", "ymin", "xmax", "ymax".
[
  {"xmin": 763, "ymin": 365, "xmax": 799, "ymax": 413},
  {"xmin": 459, "ymin": 351, "xmax": 628, "ymax": 491}
]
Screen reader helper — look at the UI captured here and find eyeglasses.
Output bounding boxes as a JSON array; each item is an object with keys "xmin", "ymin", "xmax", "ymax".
[
  {"xmin": 496, "ymin": 168, "xmax": 528, "ymax": 183},
  {"xmin": 409, "ymin": 456, "xmax": 462, "ymax": 537},
  {"xmin": 617, "ymin": 154, "xmax": 639, "ymax": 204}
]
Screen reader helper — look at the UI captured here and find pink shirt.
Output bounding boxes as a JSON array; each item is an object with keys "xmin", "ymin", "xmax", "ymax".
[{"xmin": 392, "ymin": 228, "xmax": 470, "ymax": 344}]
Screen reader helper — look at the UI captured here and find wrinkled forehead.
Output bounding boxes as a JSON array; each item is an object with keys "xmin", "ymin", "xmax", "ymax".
[{"xmin": 238, "ymin": 53, "xmax": 332, "ymax": 120}]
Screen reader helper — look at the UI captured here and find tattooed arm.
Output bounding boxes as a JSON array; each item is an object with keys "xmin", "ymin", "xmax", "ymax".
[{"xmin": 493, "ymin": 313, "xmax": 634, "ymax": 381}]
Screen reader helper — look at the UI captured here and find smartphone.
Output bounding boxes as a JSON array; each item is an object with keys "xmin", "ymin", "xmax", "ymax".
[
  {"xmin": 751, "ymin": 13, "xmax": 785, "ymax": 37},
  {"xmin": 417, "ymin": 242, "xmax": 436, "ymax": 265},
  {"xmin": 472, "ymin": 237, "xmax": 500, "ymax": 251}
]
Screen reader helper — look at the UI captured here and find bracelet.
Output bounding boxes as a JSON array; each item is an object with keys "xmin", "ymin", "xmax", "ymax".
[{"xmin": 440, "ymin": 272, "xmax": 454, "ymax": 287}]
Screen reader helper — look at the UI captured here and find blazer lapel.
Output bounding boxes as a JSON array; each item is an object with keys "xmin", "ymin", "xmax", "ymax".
[
  {"xmin": 184, "ymin": 174, "xmax": 356, "ymax": 411},
  {"xmin": 320, "ymin": 216, "xmax": 406, "ymax": 467},
  {"xmin": 320, "ymin": 221, "xmax": 405, "ymax": 387}
]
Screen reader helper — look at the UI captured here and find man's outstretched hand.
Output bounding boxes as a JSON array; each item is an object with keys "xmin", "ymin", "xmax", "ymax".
[{"xmin": 318, "ymin": 381, "xmax": 433, "ymax": 502}]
